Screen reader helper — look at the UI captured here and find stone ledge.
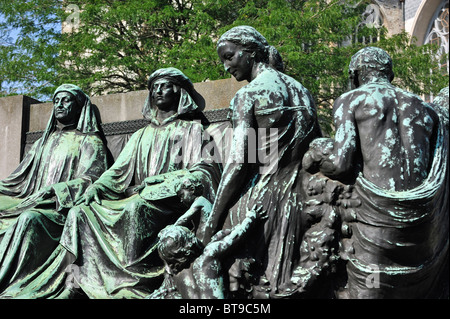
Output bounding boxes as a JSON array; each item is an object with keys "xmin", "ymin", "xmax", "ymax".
[{"xmin": 25, "ymin": 108, "xmax": 230, "ymax": 144}]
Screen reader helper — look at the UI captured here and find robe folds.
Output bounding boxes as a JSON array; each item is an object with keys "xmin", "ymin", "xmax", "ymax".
[
  {"xmin": 221, "ymin": 67, "xmax": 322, "ymax": 298},
  {"xmin": 0, "ymin": 116, "xmax": 220, "ymax": 299},
  {"xmin": 342, "ymin": 118, "xmax": 449, "ymax": 299},
  {"xmin": 61, "ymin": 119, "xmax": 220, "ymax": 299},
  {"xmin": 0, "ymin": 128, "xmax": 109, "ymax": 296},
  {"xmin": 0, "ymin": 83, "xmax": 109, "ymax": 298}
]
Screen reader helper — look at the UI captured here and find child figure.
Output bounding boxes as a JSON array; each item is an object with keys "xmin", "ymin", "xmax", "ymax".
[
  {"xmin": 149, "ymin": 206, "xmax": 265, "ymax": 299},
  {"xmin": 174, "ymin": 177, "xmax": 212, "ymax": 243}
]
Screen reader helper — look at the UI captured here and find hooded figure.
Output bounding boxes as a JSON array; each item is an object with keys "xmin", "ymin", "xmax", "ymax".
[
  {"xmin": 4, "ymin": 68, "xmax": 220, "ymax": 299},
  {"xmin": 0, "ymin": 84, "xmax": 109, "ymax": 296}
]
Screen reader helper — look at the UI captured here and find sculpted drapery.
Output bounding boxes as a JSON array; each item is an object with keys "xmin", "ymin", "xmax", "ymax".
[
  {"xmin": 302, "ymin": 47, "xmax": 449, "ymax": 299},
  {"xmin": 2, "ymin": 68, "xmax": 221, "ymax": 299},
  {"xmin": 206, "ymin": 26, "xmax": 323, "ymax": 298},
  {"xmin": 0, "ymin": 84, "xmax": 109, "ymax": 297}
]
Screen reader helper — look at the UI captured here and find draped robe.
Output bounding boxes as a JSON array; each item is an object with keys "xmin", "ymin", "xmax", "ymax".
[
  {"xmin": 217, "ymin": 67, "xmax": 322, "ymax": 297},
  {"xmin": 1, "ymin": 106, "xmax": 220, "ymax": 298},
  {"xmin": 0, "ymin": 125, "xmax": 108, "ymax": 297},
  {"xmin": 342, "ymin": 117, "xmax": 449, "ymax": 298}
]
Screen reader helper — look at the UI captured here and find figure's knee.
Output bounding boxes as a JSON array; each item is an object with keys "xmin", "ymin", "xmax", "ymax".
[{"xmin": 17, "ymin": 210, "xmax": 42, "ymax": 226}]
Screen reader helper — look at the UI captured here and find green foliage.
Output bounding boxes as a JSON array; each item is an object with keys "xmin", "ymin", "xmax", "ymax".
[
  {"xmin": 1, "ymin": 0, "xmax": 447, "ymax": 135},
  {"xmin": 0, "ymin": 0, "xmax": 62, "ymax": 98},
  {"xmin": 55, "ymin": 0, "xmax": 238, "ymax": 96},
  {"xmin": 376, "ymin": 32, "xmax": 448, "ymax": 96},
  {"xmin": 221, "ymin": 0, "xmax": 370, "ymax": 134}
]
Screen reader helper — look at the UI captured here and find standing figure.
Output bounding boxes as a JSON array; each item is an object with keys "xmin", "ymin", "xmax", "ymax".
[
  {"xmin": 0, "ymin": 84, "xmax": 109, "ymax": 297},
  {"xmin": 303, "ymin": 47, "xmax": 448, "ymax": 298},
  {"xmin": 204, "ymin": 26, "xmax": 322, "ymax": 298}
]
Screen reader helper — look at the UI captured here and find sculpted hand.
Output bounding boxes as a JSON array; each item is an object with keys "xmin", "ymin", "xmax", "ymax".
[
  {"xmin": 302, "ymin": 138, "xmax": 335, "ymax": 173},
  {"xmin": 82, "ymin": 184, "xmax": 102, "ymax": 205}
]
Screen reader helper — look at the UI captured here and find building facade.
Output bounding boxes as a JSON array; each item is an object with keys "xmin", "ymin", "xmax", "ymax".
[{"xmin": 375, "ymin": 0, "xmax": 449, "ymax": 73}]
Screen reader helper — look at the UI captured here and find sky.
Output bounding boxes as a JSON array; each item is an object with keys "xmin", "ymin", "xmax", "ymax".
[
  {"xmin": 0, "ymin": 13, "xmax": 22, "ymax": 95},
  {"xmin": 0, "ymin": 11, "xmax": 60, "ymax": 100}
]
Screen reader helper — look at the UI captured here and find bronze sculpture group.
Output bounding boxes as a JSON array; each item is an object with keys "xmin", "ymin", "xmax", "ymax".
[{"xmin": 0, "ymin": 26, "xmax": 448, "ymax": 299}]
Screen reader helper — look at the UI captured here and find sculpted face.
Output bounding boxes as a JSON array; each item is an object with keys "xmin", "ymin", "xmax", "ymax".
[
  {"xmin": 53, "ymin": 91, "xmax": 81, "ymax": 125},
  {"xmin": 151, "ymin": 78, "xmax": 180, "ymax": 112},
  {"xmin": 177, "ymin": 187, "xmax": 196, "ymax": 207},
  {"xmin": 217, "ymin": 40, "xmax": 254, "ymax": 82}
]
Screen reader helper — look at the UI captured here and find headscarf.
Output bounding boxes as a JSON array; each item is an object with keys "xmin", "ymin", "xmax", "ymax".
[
  {"xmin": 0, "ymin": 84, "xmax": 101, "ymax": 197},
  {"xmin": 49, "ymin": 84, "xmax": 101, "ymax": 135},
  {"xmin": 142, "ymin": 67, "xmax": 205, "ymax": 123}
]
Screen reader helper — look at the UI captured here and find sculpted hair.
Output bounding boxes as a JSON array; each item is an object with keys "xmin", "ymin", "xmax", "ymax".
[
  {"xmin": 349, "ymin": 46, "xmax": 394, "ymax": 82},
  {"xmin": 218, "ymin": 25, "xmax": 284, "ymax": 72},
  {"xmin": 157, "ymin": 225, "xmax": 204, "ymax": 273},
  {"xmin": 175, "ymin": 178, "xmax": 204, "ymax": 196}
]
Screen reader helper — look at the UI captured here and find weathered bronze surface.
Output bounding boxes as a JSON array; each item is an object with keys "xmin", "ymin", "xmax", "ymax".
[
  {"xmin": 0, "ymin": 84, "xmax": 109, "ymax": 297},
  {"xmin": 302, "ymin": 47, "xmax": 449, "ymax": 299},
  {"xmin": 0, "ymin": 28, "xmax": 447, "ymax": 300}
]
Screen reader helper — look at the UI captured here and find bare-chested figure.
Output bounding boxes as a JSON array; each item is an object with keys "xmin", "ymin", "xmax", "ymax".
[
  {"xmin": 304, "ymin": 46, "xmax": 439, "ymax": 190},
  {"xmin": 303, "ymin": 47, "xmax": 448, "ymax": 298}
]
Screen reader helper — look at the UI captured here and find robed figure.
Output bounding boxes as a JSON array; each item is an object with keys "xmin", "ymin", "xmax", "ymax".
[
  {"xmin": 0, "ymin": 84, "xmax": 109, "ymax": 297},
  {"xmin": 206, "ymin": 26, "xmax": 323, "ymax": 298},
  {"xmin": 14, "ymin": 68, "xmax": 220, "ymax": 299}
]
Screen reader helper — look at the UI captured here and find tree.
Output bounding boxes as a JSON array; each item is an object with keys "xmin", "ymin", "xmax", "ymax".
[
  {"xmin": 56, "ymin": 0, "xmax": 244, "ymax": 96},
  {"xmin": 1, "ymin": 0, "xmax": 447, "ymax": 135},
  {"xmin": 0, "ymin": 0, "xmax": 244, "ymax": 98},
  {"xmin": 221, "ymin": 0, "xmax": 448, "ymax": 134},
  {"xmin": 0, "ymin": 0, "xmax": 61, "ymax": 98}
]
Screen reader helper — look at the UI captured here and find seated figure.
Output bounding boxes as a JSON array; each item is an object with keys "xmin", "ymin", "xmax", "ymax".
[
  {"xmin": 24, "ymin": 67, "xmax": 220, "ymax": 299},
  {"xmin": 0, "ymin": 84, "xmax": 109, "ymax": 297}
]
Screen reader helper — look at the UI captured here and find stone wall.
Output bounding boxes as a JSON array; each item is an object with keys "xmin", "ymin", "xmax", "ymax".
[
  {"xmin": 0, "ymin": 95, "xmax": 41, "ymax": 179},
  {"xmin": 0, "ymin": 77, "xmax": 245, "ymax": 179}
]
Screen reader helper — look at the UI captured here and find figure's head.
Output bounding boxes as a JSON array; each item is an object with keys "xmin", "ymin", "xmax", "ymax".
[
  {"xmin": 46, "ymin": 84, "xmax": 100, "ymax": 137},
  {"xmin": 150, "ymin": 77, "xmax": 181, "ymax": 113},
  {"xmin": 176, "ymin": 177, "xmax": 204, "ymax": 207},
  {"xmin": 52, "ymin": 86, "xmax": 84, "ymax": 126},
  {"xmin": 217, "ymin": 26, "xmax": 284, "ymax": 81},
  {"xmin": 349, "ymin": 47, "xmax": 394, "ymax": 88},
  {"xmin": 143, "ymin": 67, "xmax": 203, "ymax": 120},
  {"xmin": 157, "ymin": 225, "xmax": 204, "ymax": 274}
]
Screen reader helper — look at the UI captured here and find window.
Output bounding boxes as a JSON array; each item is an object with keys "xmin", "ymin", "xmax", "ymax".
[{"xmin": 424, "ymin": 2, "xmax": 449, "ymax": 74}]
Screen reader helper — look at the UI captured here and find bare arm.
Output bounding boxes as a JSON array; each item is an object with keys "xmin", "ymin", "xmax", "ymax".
[
  {"xmin": 203, "ymin": 93, "xmax": 254, "ymax": 242},
  {"xmin": 203, "ymin": 208, "xmax": 259, "ymax": 259},
  {"xmin": 304, "ymin": 95, "xmax": 358, "ymax": 180}
]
